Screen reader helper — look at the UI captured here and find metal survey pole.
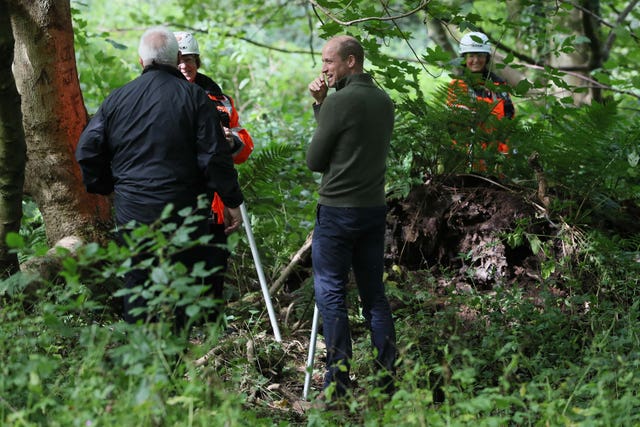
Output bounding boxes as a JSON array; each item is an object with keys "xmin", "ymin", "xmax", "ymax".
[
  {"xmin": 240, "ymin": 202, "xmax": 282, "ymax": 342},
  {"xmin": 303, "ymin": 304, "xmax": 320, "ymax": 400}
]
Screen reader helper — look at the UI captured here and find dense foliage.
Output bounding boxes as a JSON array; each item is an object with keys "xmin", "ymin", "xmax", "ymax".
[{"xmin": 2, "ymin": 0, "xmax": 639, "ymax": 425}]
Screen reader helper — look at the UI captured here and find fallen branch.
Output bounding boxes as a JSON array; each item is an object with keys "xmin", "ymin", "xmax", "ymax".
[
  {"xmin": 528, "ymin": 152, "xmax": 550, "ymax": 209},
  {"xmin": 269, "ymin": 231, "xmax": 313, "ymax": 296}
]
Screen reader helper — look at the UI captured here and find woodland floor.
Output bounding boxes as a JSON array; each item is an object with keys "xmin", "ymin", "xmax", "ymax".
[{"xmin": 186, "ymin": 173, "xmax": 640, "ymax": 424}]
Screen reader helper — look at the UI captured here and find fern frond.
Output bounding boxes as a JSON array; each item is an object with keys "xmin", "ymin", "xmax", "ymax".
[{"xmin": 237, "ymin": 143, "xmax": 300, "ymax": 197}]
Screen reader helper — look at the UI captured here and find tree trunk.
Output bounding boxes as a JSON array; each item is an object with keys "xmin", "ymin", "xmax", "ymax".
[
  {"xmin": 549, "ymin": 5, "xmax": 592, "ymax": 105},
  {"xmin": 8, "ymin": 0, "xmax": 112, "ymax": 246},
  {"xmin": 426, "ymin": 20, "xmax": 456, "ymax": 56},
  {"xmin": 0, "ymin": 0, "xmax": 27, "ymax": 276}
]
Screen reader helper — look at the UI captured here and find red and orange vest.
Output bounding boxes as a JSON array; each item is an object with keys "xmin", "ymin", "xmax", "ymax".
[
  {"xmin": 194, "ymin": 73, "xmax": 254, "ymax": 223},
  {"xmin": 447, "ymin": 71, "xmax": 514, "ymax": 155}
]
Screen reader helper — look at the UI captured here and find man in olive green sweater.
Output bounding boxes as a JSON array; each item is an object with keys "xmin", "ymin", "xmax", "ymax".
[{"xmin": 307, "ymin": 35, "xmax": 397, "ymax": 400}]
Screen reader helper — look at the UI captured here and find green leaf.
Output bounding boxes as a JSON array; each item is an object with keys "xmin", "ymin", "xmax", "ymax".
[
  {"xmin": 104, "ymin": 38, "xmax": 128, "ymax": 50},
  {"xmin": 186, "ymin": 304, "xmax": 200, "ymax": 318},
  {"xmin": 528, "ymin": 234, "xmax": 542, "ymax": 254},
  {"xmin": 150, "ymin": 267, "xmax": 169, "ymax": 285},
  {"xmin": 422, "ymin": 45, "xmax": 452, "ymax": 64},
  {"xmin": 318, "ymin": 21, "xmax": 342, "ymax": 38},
  {"xmin": 514, "ymin": 79, "xmax": 532, "ymax": 96},
  {"xmin": 502, "ymin": 53, "xmax": 514, "ymax": 64},
  {"xmin": 6, "ymin": 232, "xmax": 24, "ymax": 249}
]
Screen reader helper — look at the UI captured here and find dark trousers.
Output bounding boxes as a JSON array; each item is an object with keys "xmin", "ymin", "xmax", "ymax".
[
  {"xmin": 121, "ymin": 246, "xmax": 206, "ymax": 331},
  {"xmin": 207, "ymin": 222, "xmax": 230, "ymax": 323},
  {"xmin": 311, "ymin": 204, "xmax": 397, "ymax": 395},
  {"xmin": 117, "ymin": 217, "xmax": 225, "ymax": 331}
]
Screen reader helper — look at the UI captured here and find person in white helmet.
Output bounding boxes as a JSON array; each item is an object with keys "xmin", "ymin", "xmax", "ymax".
[
  {"xmin": 174, "ymin": 31, "xmax": 254, "ymax": 324},
  {"xmin": 173, "ymin": 32, "xmax": 254, "ymax": 163},
  {"xmin": 447, "ymin": 31, "xmax": 515, "ymax": 173}
]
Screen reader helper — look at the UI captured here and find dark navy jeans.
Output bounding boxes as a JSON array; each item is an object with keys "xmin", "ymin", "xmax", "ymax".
[{"xmin": 312, "ymin": 204, "xmax": 397, "ymax": 395}]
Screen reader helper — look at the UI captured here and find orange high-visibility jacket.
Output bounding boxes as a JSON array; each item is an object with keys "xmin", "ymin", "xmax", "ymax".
[
  {"xmin": 208, "ymin": 92, "xmax": 254, "ymax": 164},
  {"xmin": 194, "ymin": 73, "xmax": 254, "ymax": 223},
  {"xmin": 447, "ymin": 70, "xmax": 514, "ymax": 154}
]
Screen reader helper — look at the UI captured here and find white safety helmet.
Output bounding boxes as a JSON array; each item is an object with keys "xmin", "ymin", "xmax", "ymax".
[
  {"xmin": 459, "ymin": 32, "xmax": 491, "ymax": 55},
  {"xmin": 174, "ymin": 31, "xmax": 200, "ymax": 55}
]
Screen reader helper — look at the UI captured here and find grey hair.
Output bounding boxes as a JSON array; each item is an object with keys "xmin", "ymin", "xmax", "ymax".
[{"xmin": 138, "ymin": 26, "xmax": 179, "ymax": 67}]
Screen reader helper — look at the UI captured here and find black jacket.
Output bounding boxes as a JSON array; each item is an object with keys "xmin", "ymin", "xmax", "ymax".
[
  {"xmin": 194, "ymin": 73, "xmax": 225, "ymax": 100},
  {"xmin": 75, "ymin": 63, "xmax": 243, "ymax": 225}
]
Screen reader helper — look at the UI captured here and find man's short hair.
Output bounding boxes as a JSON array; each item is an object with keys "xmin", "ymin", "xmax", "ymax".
[
  {"xmin": 335, "ymin": 36, "xmax": 364, "ymax": 66},
  {"xmin": 138, "ymin": 26, "xmax": 179, "ymax": 67}
]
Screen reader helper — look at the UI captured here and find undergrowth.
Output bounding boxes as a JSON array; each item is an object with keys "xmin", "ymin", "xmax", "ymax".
[
  {"xmin": 2, "ymin": 214, "xmax": 640, "ymax": 425},
  {"xmin": 3, "ymin": 99, "xmax": 640, "ymax": 424}
]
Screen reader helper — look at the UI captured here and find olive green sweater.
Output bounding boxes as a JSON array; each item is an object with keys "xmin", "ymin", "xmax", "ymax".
[{"xmin": 306, "ymin": 73, "xmax": 394, "ymax": 207}]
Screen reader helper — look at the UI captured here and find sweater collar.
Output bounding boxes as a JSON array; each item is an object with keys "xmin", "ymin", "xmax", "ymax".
[
  {"xmin": 335, "ymin": 73, "xmax": 373, "ymax": 91},
  {"xmin": 141, "ymin": 62, "xmax": 186, "ymax": 80}
]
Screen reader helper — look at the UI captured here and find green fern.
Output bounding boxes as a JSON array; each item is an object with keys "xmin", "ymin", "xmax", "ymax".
[
  {"xmin": 233, "ymin": 142, "xmax": 317, "ymax": 275},
  {"xmin": 237, "ymin": 143, "xmax": 300, "ymax": 198},
  {"xmin": 18, "ymin": 197, "xmax": 48, "ymax": 263}
]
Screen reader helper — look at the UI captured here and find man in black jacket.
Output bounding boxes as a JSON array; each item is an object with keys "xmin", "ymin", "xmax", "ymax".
[{"xmin": 75, "ymin": 26, "xmax": 243, "ymax": 330}]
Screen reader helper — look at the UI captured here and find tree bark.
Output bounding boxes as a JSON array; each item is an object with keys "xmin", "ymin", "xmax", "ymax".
[
  {"xmin": 538, "ymin": 4, "xmax": 592, "ymax": 104},
  {"xmin": 426, "ymin": 20, "xmax": 456, "ymax": 56},
  {"xmin": 8, "ymin": 0, "xmax": 112, "ymax": 246},
  {"xmin": 0, "ymin": 0, "xmax": 27, "ymax": 276}
]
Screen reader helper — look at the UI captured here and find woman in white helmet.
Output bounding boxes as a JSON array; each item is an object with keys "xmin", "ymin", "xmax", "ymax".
[
  {"xmin": 174, "ymin": 31, "xmax": 255, "ymax": 324},
  {"xmin": 447, "ymin": 31, "xmax": 515, "ymax": 172},
  {"xmin": 174, "ymin": 31, "xmax": 254, "ymax": 163}
]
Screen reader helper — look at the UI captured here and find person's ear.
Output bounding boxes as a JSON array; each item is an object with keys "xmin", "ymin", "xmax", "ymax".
[
  {"xmin": 347, "ymin": 54, "xmax": 356, "ymax": 68},
  {"xmin": 138, "ymin": 57, "xmax": 143, "ymax": 68}
]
